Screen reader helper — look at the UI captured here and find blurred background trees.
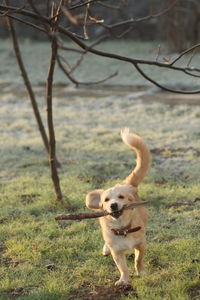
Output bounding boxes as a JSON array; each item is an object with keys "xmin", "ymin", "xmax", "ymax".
[{"xmin": 1, "ymin": 0, "xmax": 200, "ymax": 52}]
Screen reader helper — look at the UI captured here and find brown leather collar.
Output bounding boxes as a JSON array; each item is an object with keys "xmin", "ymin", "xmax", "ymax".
[{"xmin": 111, "ymin": 223, "xmax": 141, "ymax": 237}]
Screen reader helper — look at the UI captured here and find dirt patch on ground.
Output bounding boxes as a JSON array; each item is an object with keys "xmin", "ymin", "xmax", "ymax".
[
  {"xmin": 188, "ymin": 283, "xmax": 200, "ymax": 299},
  {"xmin": 11, "ymin": 84, "xmax": 200, "ymax": 106},
  {"xmin": 4, "ymin": 286, "xmax": 37, "ymax": 297},
  {"xmin": 55, "ymin": 86, "xmax": 200, "ymax": 106},
  {"xmin": 5, "ymin": 288, "xmax": 28, "ymax": 297},
  {"xmin": 142, "ymin": 92, "xmax": 200, "ymax": 106},
  {"xmin": 151, "ymin": 147, "xmax": 200, "ymax": 158},
  {"xmin": 68, "ymin": 284, "xmax": 138, "ymax": 300}
]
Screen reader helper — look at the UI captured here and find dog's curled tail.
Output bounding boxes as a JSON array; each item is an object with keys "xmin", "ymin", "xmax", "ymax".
[{"xmin": 121, "ymin": 128, "xmax": 151, "ymax": 187}]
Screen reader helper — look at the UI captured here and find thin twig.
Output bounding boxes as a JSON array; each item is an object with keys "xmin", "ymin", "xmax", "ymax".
[
  {"xmin": 183, "ymin": 70, "xmax": 200, "ymax": 78},
  {"xmin": 133, "ymin": 63, "xmax": 200, "ymax": 94},
  {"xmin": 100, "ymin": 0, "xmax": 179, "ymax": 29},
  {"xmin": 57, "ymin": 54, "xmax": 118, "ymax": 87},
  {"xmin": 58, "ymin": 54, "xmax": 72, "ymax": 70},
  {"xmin": 171, "ymin": 43, "xmax": 200, "ymax": 66},
  {"xmin": 0, "ymin": 4, "xmax": 51, "ymax": 22},
  {"xmin": 187, "ymin": 49, "xmax": 197, "ymax": 67},
  {"xmin": 68, "ymin": 0, "xmax": 99, "ymax": 10},
  {"xmin": 0, "ymin": 4, "xmax": 25, "ymax": 17},
  {"xmin": 97, "ymin": 1, "xmax": 123, "ymax": 10},
  {"xmin": 165, "ymin": 202, "xmax": 195, "ymax": 208},
  {"xmin": 83, "ymin": 3, "xmax": 89, "ymax": 40},
  {"xmin": 63, "ymin": 54, "xmax": 84, "ymax": 74},
  {"xmin": 156, "ymin": 44, "xmax": 161, "ymax": 62},
  {"xmin": 58, "ymin": 45, "xmax": 85, "ymax": 53},
  {"xmin": 115, "ymin": 26, "xmax": 134, "ymax": 39},
  {"xmin": 0, "ymin": 11, "xmax": 47, "ymax": 33},
  {"xmin": 28, "ymin": 0, "xmax": 50, "ymax": 32}
]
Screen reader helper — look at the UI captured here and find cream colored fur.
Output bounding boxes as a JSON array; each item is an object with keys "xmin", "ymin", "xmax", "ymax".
[{"xmin": 86, "ymin": 128, "xmax": 151, "ymax": 286}]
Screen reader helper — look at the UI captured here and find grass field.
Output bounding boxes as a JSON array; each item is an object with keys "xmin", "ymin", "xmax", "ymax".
[{"xmin": 0, "ymin": 40, "xmax": 200, "ymax": 299}]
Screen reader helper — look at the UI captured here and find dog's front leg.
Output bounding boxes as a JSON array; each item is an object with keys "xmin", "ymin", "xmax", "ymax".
[{"xmin": 111, "ymin": 250, "xmax": 129, "ymax": 286}]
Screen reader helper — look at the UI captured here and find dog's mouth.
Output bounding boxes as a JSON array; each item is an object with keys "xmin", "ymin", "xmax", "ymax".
[{"xmin": 110, "ymin": 210, "xmax": 123, "ymax": 219}]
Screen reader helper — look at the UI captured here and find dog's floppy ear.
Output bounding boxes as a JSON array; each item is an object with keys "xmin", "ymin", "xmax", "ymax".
[
  {"xmin": 128, "ymin": 186, "xmax": 138, "ymax": 201},
  {"xmin": 86, "ymin": 189, "xmax": 104, "ymax": 210}
]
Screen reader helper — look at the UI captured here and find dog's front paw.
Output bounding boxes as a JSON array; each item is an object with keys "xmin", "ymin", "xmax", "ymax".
[
  {"xmin": 102, "ymin": 244, "xmax": 111, "ymax": 256},
  {"xmin": 115, "ymin": 279, "xmax": 129, "ymax": 286}
]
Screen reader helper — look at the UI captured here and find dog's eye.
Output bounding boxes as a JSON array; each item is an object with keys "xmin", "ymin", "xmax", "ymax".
[
  {"xmin": 104, "ymin": 197, "xmax": 110, "ymax": 202},
  {"xmin": 118, "ymin": 195, "xmax": 124, "ymax": 199}
]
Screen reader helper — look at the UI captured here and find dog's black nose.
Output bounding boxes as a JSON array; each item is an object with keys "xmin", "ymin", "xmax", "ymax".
[{"xmin": 111, "ymin": 203, "xmax": 118, "ymax": 211}]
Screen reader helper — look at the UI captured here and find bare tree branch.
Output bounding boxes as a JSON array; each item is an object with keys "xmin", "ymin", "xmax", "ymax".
[
  {"xmin": 0, "ymin": 11, "xmax": 47, "ymax": 33},
  {"xmin": 0, "ymin": 2, "xmax": 200, "ymax": 95},
  {"xmin": 67, "ymin": 0, "xmax": 99, "ymax": 10},
  {"xmin": 57, "ymin": 54, "xmax": 118, "ymax": 87},
  {"xmin": 100, "ymin": 0, "xmax": 180, "ymax": 29},
  {"xmin": 56, "ymin": 24, "xmax": 200, "ymax": 73},
  {"xmin": 60, "ymin": 53, "xmax": 84, "ymax": 74},
  {"xmin": 171, "ymin": 43, "xmax": 200, "ymax": 66},
  {"xmin": 0, "ymin": 1, "xmax": 180, "ymax": 28},
  {"xmin": 58, "ymin": 45, "xmax": 85, "ymax": 53},
  {"xmin": 133, "ymin": 63, "xmax": 200, "ymax": 94},
  {"xmin": 97, "ymin": 1, "xmax": 124, "ymax": 10},
  {"xmin": 0, "ymin": 4, "xmax": 25, "ymax": 17},
  {"xmin": 0, "ymin": 4, "xmax": 49, "ymax": 21},
  {"xmin": 183, "ymin": 70, "xmax": 200, "ymax": 78},
  {"xmin": 28, "ymin": 0, "xmax": 50, "ymax": 33},
  {"xmin": 187, "ymin": 49, "xmax": 196, "ymax": 68},
  {"xmin": 83, "ymin": 3, "xmax": 89, "ymax": 39}
]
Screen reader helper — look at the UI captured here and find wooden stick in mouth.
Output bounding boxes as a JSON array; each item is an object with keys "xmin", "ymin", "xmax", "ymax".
[{"xmin": 55, "ymin": 200, "xmax": 150, "ymax": 221}]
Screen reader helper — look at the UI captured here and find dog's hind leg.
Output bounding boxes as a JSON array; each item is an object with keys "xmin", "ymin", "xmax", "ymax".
[
  {"xmin": 134, "ymin": 241, "xmax": 146, "ymax": 276},
  {"xmin": 102, "ymin": 243, "xmax": 110, "ymax": 256}
]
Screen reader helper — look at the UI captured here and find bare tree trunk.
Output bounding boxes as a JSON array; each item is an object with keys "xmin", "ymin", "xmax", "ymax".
[
  {"xmin": 6, "ymin": 13, "xmax": 60, "ymax": 169},
  {"xmin": 6, "ymin": 16, "xmax": 50, "ymax": 153},
  {"xmin": 46, "ymin": 32, "xmax": 62, "ymax": 201},
  {"xmin": 7, "ymin": 0, "xmax": 62, "ymax": 201}
]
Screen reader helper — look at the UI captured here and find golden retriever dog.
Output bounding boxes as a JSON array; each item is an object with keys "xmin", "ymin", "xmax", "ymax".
[{"xmin": 86, "ymin": 128, "xmax": 151, "ymax": 286}]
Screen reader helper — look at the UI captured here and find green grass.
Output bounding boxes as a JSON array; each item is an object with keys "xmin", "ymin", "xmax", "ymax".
[
  {"xmin": 0, "ymin": 40, "xmax": 200, "ymax": 299},
  {"xmin": 0, "ymin": 175, "xmax": 199, "ymax": 300}
]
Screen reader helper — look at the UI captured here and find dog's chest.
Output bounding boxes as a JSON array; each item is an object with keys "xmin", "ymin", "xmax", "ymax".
[
  {"xmin": 109, "ymin": 232, "xmax": 140, "ymax": 251},
  {"xmin": 101, "ymin": 223, "xmax": 141, "ymax": 251}
]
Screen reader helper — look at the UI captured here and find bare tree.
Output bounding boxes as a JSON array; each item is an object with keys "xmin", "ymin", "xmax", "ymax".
[
  {"xmin": 45, "ymin": 2, "xmax": 63, "ymax": 201},
  {"xmin": 1, "ymin": 0, "xmax": 200, "ymax": 201},
  {"xmin": 5, "ymin": 1, "xmax": 61, "ymax": 168}
]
